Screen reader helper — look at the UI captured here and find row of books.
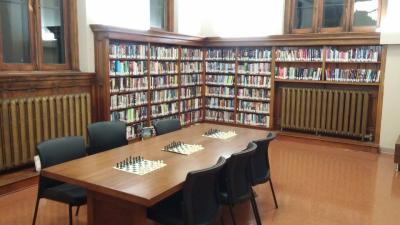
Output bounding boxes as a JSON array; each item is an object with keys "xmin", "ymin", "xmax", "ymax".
[
  {"xmin": 206, "ymin": 75, "xmax": 235, "ymax": 85},
  {"xmin": 326, "ymin": 46, "xmax": 381, "ymax": 62},
  {"xmin": 206, "ymin": 49, "xmax": 236, "ymax": 60},
  {"xmin": 325, "ymin": 68, "xmax": 380, "ymax": 83},
  {"xmin": 151, "ymin": 89, "xmax": 178, "ymax": 103},
  {"xmin": 182, "ymin": 74, "xmax": 202, "ymax": 86},
  {"xmin": 110, "ymin": 107, "xmax": 148, "ymax": 123},
  {"xmin": 275, "ymin": 67, "xmax": 322, "ymax": 81},
  {"xmin": 110, "ymin": 77, "xmax": 148, "ymax": 93},
  {"xmin": 237, "ymin": 113, "xmax": 269, "ymax": 127},
  {"xmin": 206, "ymin": 62, "xmax": 235, "ymax": 73},
  {"xmin": 275, "ymin": 48, "xmax": 322, "ymax": 62},
  {"xmin": 206, "ymin": 98, "xmax": 235, "ymax": 110},
  {"xmin": 238, "ymin": 101, "xmax": 269, "ymax": 113},
  {"xmin": 110, "ymin": 60, "xmax": 147, "ymax": 76},
  {"xmin": 237, "ymin": 75, "xmax": 270, "ymax": 88},
  {"xmin": 238, "ymin": 48, "xmax": 272, "ymax": 61},
  {"xmin": 110, "ymin": 92, "xmax": 148, "ymax": 110},
  {"xmin": 205, "ymin": 110, "xmax": 235, "ymax": 123},
  {"xmin": 181, "ymin": 48, "xmax": 203, "ymax": 60},
  {"xmin": 205, "ymin": 86, "xmax": 235, "ymax": 98},
  {"xmin": 150, "ymin": 62, "xmax": 178, "ymax": 74},
  {"xmin": 150, "ymin": 46, "xmax": 178, "ymax": 60},
  {"xmin": 181, "ymin": 62, "xmax": 203, "ymax": 73},
  {"xmin": 150, "ymin": 76, "xmax": 178, "ymax": 88},
  {"xmin": 181, "ymin": 86, "xmax": 202, "ymax": 99},
  {"xmin": 181, "ymin": 111, "xmax": 202, "ymax": 125},
  {"xmin": 238, "ymin": 63, "xmax": 271, "ymax": 74},
  {"xmin": 126, "ymin": 123, "xmax": 146, "ymax": 140},
  {"xmin": 109, "ymin": 42, "xmax": 147, "ymax": 59},
  {"xmin": 238, "ymin": 88, "xmax": 269, "ymax": 101},
  {"xmin": 151, "ymin": 103, "xmax": 178, "ymax": 118},
  {"xmin": 181, "ymin": 98, "xmax": 203, "ymax": 112}
]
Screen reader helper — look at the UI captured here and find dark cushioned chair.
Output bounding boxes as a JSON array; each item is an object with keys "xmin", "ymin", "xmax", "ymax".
[
  {"xmin": 87, "ymin": 121, "xmax": 127, "ymax": 155},
  {"xmin": 32, "ymin": 136, "xmax": 87, "ymax": 225},
  {"xmin": 153, "ymin": 119, "xmax": 181, "ymax": 136},
  {"xmin": 219, "ymin": 142, "xmax": 261, "ymax": 225},
  {"xmin": 148, "ymin": 157, "xmax": 226, "ymax": 225},
  {"xmin": 251, "ymin": 132, "xmax": 278, "ymax": 208}
]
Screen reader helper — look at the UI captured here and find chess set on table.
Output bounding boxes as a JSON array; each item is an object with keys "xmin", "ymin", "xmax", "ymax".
[
  {"xmin": 113, "ymin": 156, "xmax": 166, "ymax": 175},
  {"xmin": 162, "ymin": 141, "xmax": 204, "ymax": 155},
  {"xmin": 203, "ymin": 128, "xmax": 237, "ymax": 140}
]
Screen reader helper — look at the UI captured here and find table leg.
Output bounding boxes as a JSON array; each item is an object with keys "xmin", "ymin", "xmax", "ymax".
[{"xmin": 87, "ymin": 190, "xmax": 147, "ymax": 225}]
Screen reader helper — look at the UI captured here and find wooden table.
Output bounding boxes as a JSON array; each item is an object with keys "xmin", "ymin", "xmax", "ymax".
[{"xmin": 42, "ymin": 123, "xmax": 267, "ymax": 225}]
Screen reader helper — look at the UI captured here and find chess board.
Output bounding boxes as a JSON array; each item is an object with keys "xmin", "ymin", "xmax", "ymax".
[
  {"xmin": 162, "ymin": 142, "xmax": 204, "ymax": 155},
  {"xmin": 113, "ymin": 156, "xmax": 166, "ymax": 175},
  {"xmin": 203, "ymin": 130, "xmax": 237, "ymax": 140}
]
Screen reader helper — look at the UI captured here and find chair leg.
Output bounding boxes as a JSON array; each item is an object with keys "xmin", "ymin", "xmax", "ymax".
[
  {"xmin": 228, "ymin": 205, "xmax": 237, "ymax": 225},
  {"xmin": 269, "ymin": 178, "xmax": 278, "ymax": 209},
  {"xmin": 75, "ymin": 206, "xmax": 80, "ymax": 216},
  {"xmin": 32, "ymin": 198, "xmax": 40, "ymax": 225},
  {"xmin": 68, "ymin": 205, "xmax": 73, "ymax": 225},
  {"xmin": 250, "ymin": 190, "xmax": 262, "ymax": 225}
]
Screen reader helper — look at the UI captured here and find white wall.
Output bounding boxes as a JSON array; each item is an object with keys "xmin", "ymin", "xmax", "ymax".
[{"xmin": 380, "ymin": 0, "xmax": 400, "ymax": 44}]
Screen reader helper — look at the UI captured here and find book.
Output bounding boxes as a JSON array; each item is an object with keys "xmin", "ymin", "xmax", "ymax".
[
  {"xmin": 238, "ymin": 48, "xmax": 272, "ymax": 61},
  {"xmin": 181, "ymin": 48, "xmax": 203, "ymax": 60},
  {"xmin": 276, "ymin": 47, "xmax": 322, "ymax": 62},
  {"xmin": 275, "ymin": 67, "xmax": 322, "ymax": 80},
  {"xmin": 325, "ymin": 68, "xmax": 380, "ymax": 83},
  {"xmin": 326, "ymin": 46, "xmax": 382, "ymax": 62}
]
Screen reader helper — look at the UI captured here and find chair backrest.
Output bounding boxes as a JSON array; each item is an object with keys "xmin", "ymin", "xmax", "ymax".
[
  {"xmin": 222, "ymin": 142, "xmax": 257, "ymax": 204},
  {"xmin": 183, "ymin": 157, "xmax": 226, "ymax": 225},
  {"xmin": 36, "ymin": 136, "xmax": 87, "ymax": 194},
  {"xmin": 87, "ymin": 121, "xmax": 128, "ymax": 155},
  {"xmin": 250, "ymin": 132, "xmax": 276, "ymax": 185},
  {"xmin": 153, "ymin": 119, "xmax": 181, "ymax": 135}
]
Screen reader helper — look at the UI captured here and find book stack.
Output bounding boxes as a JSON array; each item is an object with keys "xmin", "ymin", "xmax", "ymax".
[
  {"xmin": 206, "ymin": 48, "xmax": 236, "ymax": 61},
  {"xmin": 110, "ymin": 61, "xmax": 147, "ymax": 76},
  {"xmin": 181, "ymin": 48, "xmax": 203, "ymax": 60},
  {"xmin": 110, "ymin": 92, "xmax": 148, "ymax": 110},
  {"xmin": 110, "ymin": 77, "xmax": 148, "ymax": 93},
  {"xmin": 237, "ymin": 75, "xmax": 270, "ymax": 88},
  {"xmin": 150, "ymin": 62, "xmax": 178, "ymax": 74},
  {"xmin": 237, "ymin": 113, "xmax": 269, "ymax": 127},
  {"xmin": 151, "ymin": 102, "xmax": 178, "ymax": 118},
  {"xmin": 150, "ymin": 46, "xmax": 178, "ymax": 60},
  {"xmin": 238, "ymin": 48, "xmax": 272, "ymax": 62},
  {"xmin": 181, "ymin": 86, "xmax": 202, "ymax": 100},
  {"xmin": 151, "ymin": 89, "xmax": 178, "ymax": 103},
  {"xmin": 238, "ymin": 100, "xmax": 269, "ymax": 114},
  {"xmin": 181, "ymin": 62, "xmax": 203, "ymax": 73},
  {"xmin": 206, "ymin": 98, "xmax": 235, "ymax": 111},
  {"xmin": 325, "ymin": 68, "xmax": 380, "ymax": 83},
  {"xmin": 275, "ymin": 67, "xmax": 322, "ymax": 80},
  {"xmin": 205, "ymin": 110, "xmax": 235, "ymax": 123},
  {"xmin": 126, "ymin": 122, "xmax": 146, "ymax": 140},
  {"xmin": 206, "ymin": 75, "xmax": 235, "ymax": 86},
  {"xmin": 181, "ymin": 110, "xmax": 202, "ymax": 125},
  {"xmin": 181, "ymin": 98, "xmax": 203, "ymax": 112},
  {"xmin": 326, "ymin": 46, "xmax": 382, "ymax": 62},
  {"xmin": 238, "ymin": 63, "xmax": 271, "ymax": 75},
  {"xmin": 205, "ymin": 86, "xmax": 235, "ymax": 98},
  {"xmin": 237, "ymin": 88, "xmax": 269, "ymax": 101},
  {"xmin": 181, "ymin": 74, "xmax": 202, "ymax": 86},
  {"xmin": 150, "ymin": 75, "xmax": 178, "ymax": 89},
  {"xmin": 275, "ymin": 47, "xmax": 322, "ymax": 61},
  {"xmin": 110, "ymin": 107, "xmax": 148, "ymax": 124},
  {"xmin": 206, "ymin": 62, "xmax": 235, "ymax": 73},
  {"xmin": 109, "ymin": 42, "xmax": 147, "ymax": 59}
]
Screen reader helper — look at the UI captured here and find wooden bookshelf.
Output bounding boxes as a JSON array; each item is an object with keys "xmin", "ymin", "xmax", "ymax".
[{"xmin": 92, "ymin": 25, "xmax": 385, "ymax": 151}]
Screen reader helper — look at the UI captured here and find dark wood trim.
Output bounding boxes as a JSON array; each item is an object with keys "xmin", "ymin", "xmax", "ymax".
[{"xmin": 166, "ymin": 0, "xmax": 174, "ymax": 32}]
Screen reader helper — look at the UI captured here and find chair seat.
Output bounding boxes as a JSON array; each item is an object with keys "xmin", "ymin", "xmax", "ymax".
[
  {"xmin": 148, "ymin": 192, "xmax": 184, "ymax": 225},
  {"xmin": 42, "ymin": 183, "xmax": 86, "ymax": 206}
]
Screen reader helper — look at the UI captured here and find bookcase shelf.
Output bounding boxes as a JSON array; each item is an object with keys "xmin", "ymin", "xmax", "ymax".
[{"xmin": 93, "ymin": 25, "xmax": 384, "ymax": 149}]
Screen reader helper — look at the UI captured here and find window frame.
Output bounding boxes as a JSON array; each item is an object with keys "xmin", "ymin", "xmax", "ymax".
[
  {"xmin": 350, "ymin": 0, "xmax": 382, "ymax": 32},
  {"xmin": 0, "ymin": 0, "xmax": 79, "ymax": 71},
  {"xmin": 150, "ymin": 0, "xmax": 174, "ymax": 32},
  {"xmin": 319, "ymin": 0, "xmax": 350, "ymax": 33}
]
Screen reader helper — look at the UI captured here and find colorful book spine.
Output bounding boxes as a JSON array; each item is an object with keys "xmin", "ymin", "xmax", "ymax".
[
  {"xmin": 237, "ymin": 88, "xmax": 269, "ymax": 101},
  {"xmin": 275, "ymin": 47, "xmax": 322, "ymax": 61},
  {"xmin": 238, "ymin": 100, "xmax": 269, "ymax": 113},
  {"xmin": 110, "ymin": 77, "xmax": 148, "ymax": 93},
  {"xmin": 206, "ymin": 98, "xmax": 235, "ymax": 110},
  {"xmin": 206, "ymin": 75, "xmax": 234, "ymax": 85},
  {"xmin": 237, "ymin": 113, "xmax": 269, "ymax": 127},
  {"xmin": 150, "ymin": 62, "xmax": 178, "ymax": 74},
  {"xmin": 238, "ymin": 63, "xmax": 271, "ymax": 75},
  {"xmin": 205, "ymin": 86, "xmax": 235, "ymax": 98},
  {"xmin": 110, "ymin": 92, "xmax": 148, "ymax": 110},
  {"xmin": 238, "ymin": 48, "xmax": 272, "ymax": 61},
  {"xmin": 110, "ymin": 106, "xmax": 148, "ymax": 123},
  {"xmin": 151, "ymin": 102, "xmax": 178, "ymax": 118},
  {"xmin": 180, "ymin": 110, "xmax": 202, "ymax": 125},
  {"xmin": 181, "ymin": 74, "xmax": 202, "ymax": 86},
  {"xmin": 237, "ymin": 75, "xmax": 271, "ymax": 88},
  {"xmin": 181, "ymin": 62, "xmax": 203, "ymax": 73},
  {"xmin": 151, "ymin": 89, "xmax": 178, "ymax": 103},
  {"xmin": 206, "ymin": 62, "xmax": 235, "ymax": 73},
  {"xmin": 181, "ymin": 48, "xmax": 203, "ymax": 60},
  {"xmin": 181, "ymin": 86, "xmax": 202, "ymax": 99},
  {"xmin": 110, "ymin": 60, "xmax": 147, "ymax": 76},
  {"xmin": 275, "ymin": 67, "xmax": 322, "ymax": 80},
  {"xmin": 326, "ymin": 46, "xmax": 382, "ymax": 62},
  {"xmin": 205, "ymin": 110, "xmax": 234, "ymax": 123},
  {"xmin": 150, "ymin": 46, "xmax": 178, "ymax": 60},
  {"xmin": 109, "ymin": 42, "xmax": 147, "ymax": 59},
  {"xmin": 150, "ymin": 75, "xmax": 178, "ymax": 89},
  {"xmin": 180, "ymin": 98, "xmax": 203, "ymax": 112},
  {"xmin": 206, "ymin": 48, "xmax": 236, "ymax": 60},
  {"xmin": 325, "ymin": 68, "xmax": 380, "ymax": 83}
]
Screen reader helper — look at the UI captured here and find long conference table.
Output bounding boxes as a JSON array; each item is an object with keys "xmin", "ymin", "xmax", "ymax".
[{"xmin": 42, "ymin": 123, "xmax": 267, "ymax": 225}]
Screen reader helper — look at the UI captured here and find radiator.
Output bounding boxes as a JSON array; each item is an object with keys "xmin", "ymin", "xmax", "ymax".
[
  {"xmin": 0, "ymin": 93, "xmax": 91, "ymax": 171},
  {"xmin": 280, "ymin": 88, "xmax": 372, "ymax": 141}
]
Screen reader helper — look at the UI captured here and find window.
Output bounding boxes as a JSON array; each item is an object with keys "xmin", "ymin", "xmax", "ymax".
[
  {"xmin": 285, "ymin": 0, "xmax": 384, "ymax": 33},
  {"xmin": 0, "ymin": 0, "xmax": 78, "ymax": 71},
  {"xmin": 150, "ymin": 0, "xmax": 173, "ymax": 31}
]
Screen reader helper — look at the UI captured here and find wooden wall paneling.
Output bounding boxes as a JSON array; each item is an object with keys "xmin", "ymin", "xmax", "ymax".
[
  {"xmin": 270, "ymin": 46, "xmax": 277, "ymax": 129},
  {"xmin": 374, "ymin": 45, "xmax": 387, "ymax": 144},
  {"xmin": 69, "ymin": 0, "xmax": 80, "ymax": 70}
]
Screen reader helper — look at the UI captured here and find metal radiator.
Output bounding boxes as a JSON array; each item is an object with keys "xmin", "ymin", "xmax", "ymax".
[
  {"xmin": 0, "ymin": 93, "xmax": 91, "ymax": 171},
  {"xmin": 280, "ymin": 87, "xmax": 372, "ymax": 140}
]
